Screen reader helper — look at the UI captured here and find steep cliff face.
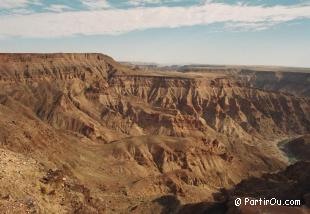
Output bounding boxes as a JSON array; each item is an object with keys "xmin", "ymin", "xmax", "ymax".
[
  {"xmin": 178, "ymin": 161, "xmax": 310, "ymax": 214},
  {"xmin": 2, "ymin": 55, "xmax": 309, "ymax": 142},
  {"xmin": 238, "ymin": 69, "xmax": 310, "ymax": 97},
  {"xmin": 0, "ymin": 53, "xmax": 309, "ymax": 213},
  {"xmin": 107, "ymin": 75, "xmax": 310, "ymax": 137}
]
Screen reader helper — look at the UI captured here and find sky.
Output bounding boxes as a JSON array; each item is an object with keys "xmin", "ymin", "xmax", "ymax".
[{"xmin": 0, "ymin": 0, "xmax": 310, "ymax": 67}]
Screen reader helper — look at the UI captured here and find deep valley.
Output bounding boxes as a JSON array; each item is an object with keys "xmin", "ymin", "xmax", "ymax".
[{"xmin": 0, "ymin": 53, "xmax": 309, "ymax": 213}]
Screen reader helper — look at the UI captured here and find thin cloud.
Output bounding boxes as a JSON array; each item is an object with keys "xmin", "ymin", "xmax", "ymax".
[
  {"xmin": 224, "ymin": 21, "xmax": 281, "ymax": 32},
  {"xmin": 128, "ymin": 0, "xmax": 161, "ymax": 6},
  {"xmin": 81, "ymin": 0, "xmax": 110, "ymax": 9},
  {"xmin": 0, "ymin": 0, "xmax": 29, "ymax": 9},
  {"xmin": 128, "ymin": 0, "xmax": 184, "ymax": 6},
  {"xmin": 0, "ymin": 2, "xmax": 310, "ymax": 38},
  {"xmin": 46, "ymin": 4, "xmax": 73, "ymax": 13},
  {"xmin": 10, "ymin": 8, "xmax": 33, "ymax": 15},
  {"xmin": 0, "ymin": 0, "xmax": 42, "ymax": 9}
]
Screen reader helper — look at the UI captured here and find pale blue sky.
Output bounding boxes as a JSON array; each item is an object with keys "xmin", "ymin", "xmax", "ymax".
[{"xmin": 0, "ymin": 0, "xmax": 310, "ymax": 67}]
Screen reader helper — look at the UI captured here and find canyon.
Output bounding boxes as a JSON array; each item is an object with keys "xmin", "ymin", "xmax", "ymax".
[{"xmin": 0, "ymin": 53, "xmax": 309, "ymax": 213}]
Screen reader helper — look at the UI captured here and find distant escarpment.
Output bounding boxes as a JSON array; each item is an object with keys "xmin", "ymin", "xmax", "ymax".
[{"xmin": 239, "ymin": 69, "xmax": 310, "ymax": 97}]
